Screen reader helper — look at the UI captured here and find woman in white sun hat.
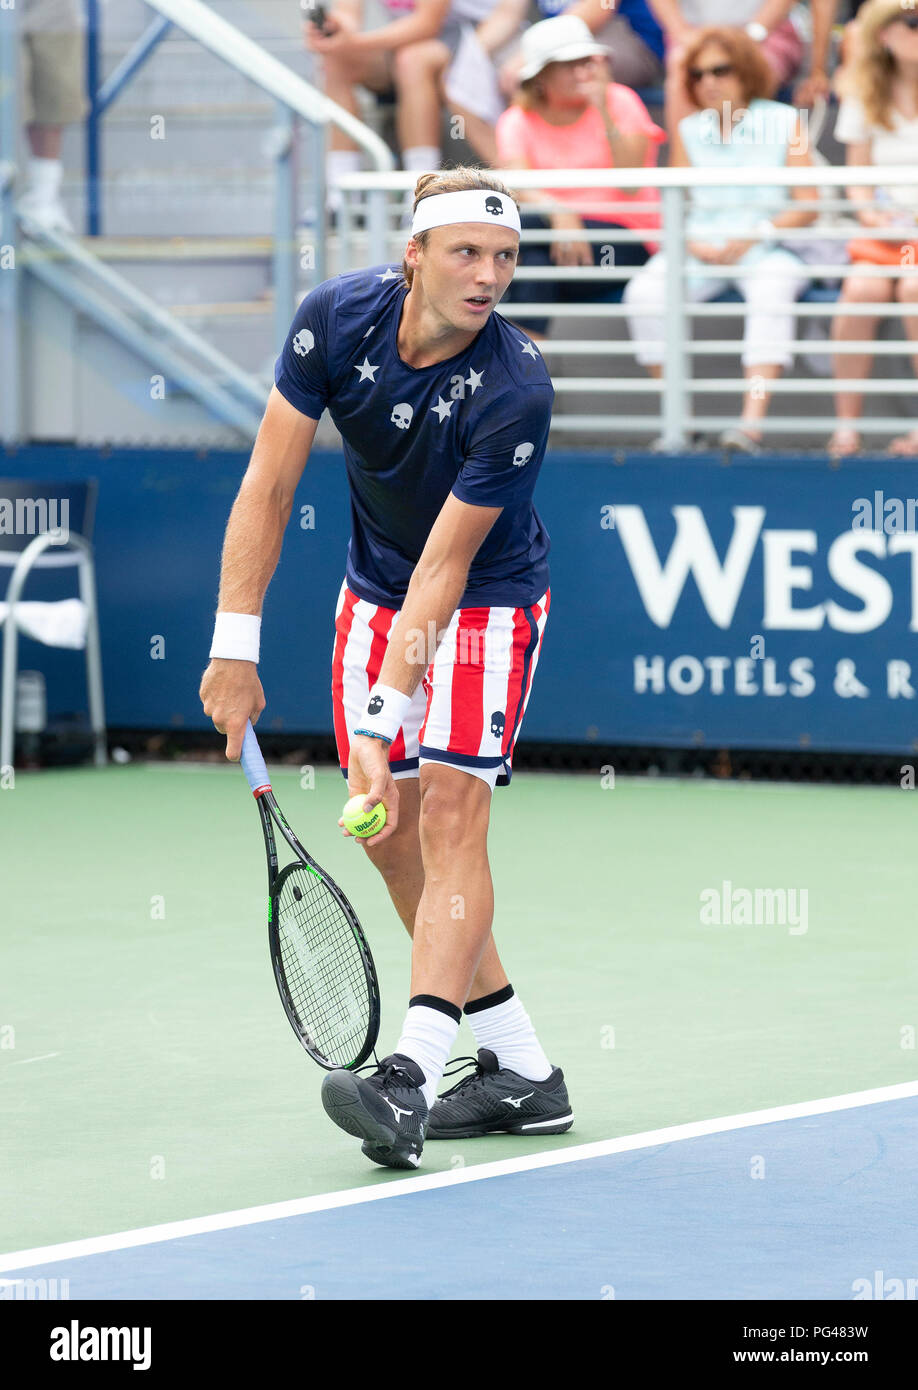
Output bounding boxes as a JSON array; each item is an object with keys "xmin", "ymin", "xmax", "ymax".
[{"xmin": 496, "ymin": 14, "xmax": 665, "ymax": 337}]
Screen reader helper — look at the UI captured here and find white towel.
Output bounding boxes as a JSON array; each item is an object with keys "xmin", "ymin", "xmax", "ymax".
[{"xmin": 0, "ymin": 599, "xmax": 88, "ymax": 649}]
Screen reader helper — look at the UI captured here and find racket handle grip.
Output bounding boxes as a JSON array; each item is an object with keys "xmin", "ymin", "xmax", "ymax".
[{"xmin": 241, "ymin": 720, "xmax": 272, "ymax": 796}]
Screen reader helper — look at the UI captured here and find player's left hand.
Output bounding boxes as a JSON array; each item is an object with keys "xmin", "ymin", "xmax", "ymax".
[{"xmin": 342, "ymin": 734, "xmax": 399, "ymax": 845}]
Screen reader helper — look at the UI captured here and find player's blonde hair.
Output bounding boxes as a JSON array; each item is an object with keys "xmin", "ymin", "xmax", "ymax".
[{"xmin": 401, "ymin": 167, "xmax": 519, "ymax": 287}]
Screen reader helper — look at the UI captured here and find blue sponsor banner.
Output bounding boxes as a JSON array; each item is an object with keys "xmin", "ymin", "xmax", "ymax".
[
  {"xmin": 539, "ymin": 451, "xmax": 918, "ymax": 754},
  {"xmin": 4, "ymin": 446, "xmax": 917, "ymax": 754}
]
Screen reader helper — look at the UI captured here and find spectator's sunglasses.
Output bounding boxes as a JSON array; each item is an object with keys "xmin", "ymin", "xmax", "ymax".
[
  {"xmin": 894, "ymin": 12, "xmax": 918, "ymax": 28},
  {"xmin": 688, "ymin": 62, "xmax": 735, "ymax": 82}
]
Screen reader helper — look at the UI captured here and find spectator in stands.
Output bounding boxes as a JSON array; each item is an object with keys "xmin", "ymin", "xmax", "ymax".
[
  {"xmin": 646, "ymin": 1, "xmax": 804, "ymax": 137},
  {"xmin": 797, "ymin": 1, "xmax": 874, "ymax": 106},
  {"xmin": 497, "ymin": 0, "xmax": 665, "ymax": 96},
  {"xmin": 795, "ymin": 0, "xmax": 838, "ymax": 105},
  {"xmin": 623, "ymin": 27, "xmax": 816, "ymax": 451},
  {"xmin": 495, "ymin": 15, "xmax": 664, "ymax": 339},
  {"xmin": 305, "ymin": 0, "xmax": 512, "ymax": 199},
  {"xmin": 828, "ymin": 0, "xmax": 918, "ymax": 457},
  {"xmin": 17, "ymin": 0, "xmax": 87, "ymax": 232}
]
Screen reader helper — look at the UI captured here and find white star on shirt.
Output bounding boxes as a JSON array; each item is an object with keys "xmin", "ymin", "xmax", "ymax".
[
  {"xmin": 354, "ymin": 356, "xmax": 380, "ymax": 383},
  {"xmin": 377, "ymin": 267, "xmax": 402, "ymax": 282},
  {"xmin": 519, "ymin": 338, "xmax": 540, "ymax": 359},
  {"xmin": 430, "ymin": 396, "xmax": 455, "ymax": 423},
  {"xmin": 465, "ymin": 367, "xmax": 484, "ymax": 394}
]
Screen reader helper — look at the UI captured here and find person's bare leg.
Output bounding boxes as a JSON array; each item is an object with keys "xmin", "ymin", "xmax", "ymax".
[
  {"xmin": 358, "ymin": 771, "xmax": 509, "ymax": 999},
  {"xmin": 447, "ymin": 105, "xmax": 498, "ymax": 166},
  {"xmin": 320, "ymin": 49, "xmax": 391, "ymax": 155},
  {"xmin": 27, "ymin": 124, "xmax": 62, "ymax": 159},
  {"xmin": 392, "ymin": 40, "xmax": 447, "ymax": 158},
  {"xmin": 888, "ymin": 275, "xmax": 918, "ymax": 454},
  {"xmin": 830, "ymin": 269, "xmax": 893, "ymax": 454},
  {"xmin": 738, "ymin": 362, "xmax": 781, "ymax": 438},
  {"xmin": 410, "ymin": 763, "xmax": 498, "ymax": 1007}
]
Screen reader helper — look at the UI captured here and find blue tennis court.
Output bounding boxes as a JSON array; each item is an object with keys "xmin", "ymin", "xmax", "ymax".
[{"xmin": 2, "ymin": 1085, "xmax": 914, "ymax": 1301}]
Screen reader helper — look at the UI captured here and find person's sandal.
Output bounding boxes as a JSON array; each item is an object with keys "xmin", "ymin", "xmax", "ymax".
[
  {"xmin": 719, "ymin": 426, "xmax": 762, "ymax": 455},
  {"xmin": 828, "ymin": 426, "xmax": 861, "ymax": 459},
  {"xmin": 887, "ymin": 431, "xmax": 918, "ymax": 458}
]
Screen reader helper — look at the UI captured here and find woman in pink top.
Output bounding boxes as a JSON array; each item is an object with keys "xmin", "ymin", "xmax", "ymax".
[{"xmin": 495, "ymin": 14, "xmax": 664, "ymax": 336}]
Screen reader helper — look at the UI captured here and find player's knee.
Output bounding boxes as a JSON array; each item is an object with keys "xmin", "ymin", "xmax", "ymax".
[{"xmin": 418, "ymin": 775, "xmax": 489, "ymax": 852}]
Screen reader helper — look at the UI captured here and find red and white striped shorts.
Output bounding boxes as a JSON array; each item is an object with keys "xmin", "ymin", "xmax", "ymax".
[{"xmin": 331, "ymin": 581, "xmax": 550, "ymax": 789}]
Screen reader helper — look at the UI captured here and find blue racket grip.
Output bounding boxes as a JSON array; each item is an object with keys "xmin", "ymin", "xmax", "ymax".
[{"xmin": 241, "ymin": 720, "xmax": 272, "ymax": 796}]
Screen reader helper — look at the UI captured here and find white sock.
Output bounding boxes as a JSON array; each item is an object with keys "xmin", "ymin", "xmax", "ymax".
[
  {"xmin": 326, "ymin": 149, "xmax": 361, "ymax": 210},
  {"xmin": 26, "ymin": 157, "xmax": 63, "ymax": 199},
  {"xmin": 395, "ymin": 1002, "xmax": 460, "ymax": 1109},
  {"xmin": 466, "ymin": 989, "xmax": 552, "ymax": 1081},
  {"xmin": 401, "ymin": 144, "xmax": 441, "ymax": 174}
]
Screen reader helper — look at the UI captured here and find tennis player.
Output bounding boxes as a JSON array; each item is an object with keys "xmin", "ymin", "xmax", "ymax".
[{"xmin": 200, "ymin": 167, "xmax": 572, "ymax": 1169}]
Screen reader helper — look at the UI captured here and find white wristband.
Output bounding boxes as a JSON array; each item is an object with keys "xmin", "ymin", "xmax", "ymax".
[
  {"xmin": 355, "ymin": 683, "xmax": 412, "ymax": 742},
  {"xmin": 210, "ymin": 612, "xmax": 261, "ymax": 663}
]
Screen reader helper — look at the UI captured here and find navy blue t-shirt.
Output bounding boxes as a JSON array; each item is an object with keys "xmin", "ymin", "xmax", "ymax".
[{"xmin": 274, "ymin": 266, "xmax": 554, "ymax": 610}]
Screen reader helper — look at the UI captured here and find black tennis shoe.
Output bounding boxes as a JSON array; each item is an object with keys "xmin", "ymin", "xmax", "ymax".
[
  {"xmin": 427, "ymin": 1048, "xmax": 573, "ymax": 1139},
  {"xmin": 321, "ymin": 1052, "xmax": 428, "ymax": 1169}
]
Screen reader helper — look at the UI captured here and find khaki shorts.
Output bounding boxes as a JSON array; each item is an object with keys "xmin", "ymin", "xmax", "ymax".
[{"xmin": 21, "ymin": 30, "xmax": 87, "ymax": 126}]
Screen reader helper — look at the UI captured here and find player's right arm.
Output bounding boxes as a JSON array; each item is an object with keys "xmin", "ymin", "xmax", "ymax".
[{"xmin": 200, "ymin": 386, "xmax": 319, "ymax": 760}]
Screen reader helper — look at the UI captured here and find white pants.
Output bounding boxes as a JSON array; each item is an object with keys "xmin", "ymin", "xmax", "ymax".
[{"xmin": 623, "ymin": 248, "xmax": 810, "ymax": 370}]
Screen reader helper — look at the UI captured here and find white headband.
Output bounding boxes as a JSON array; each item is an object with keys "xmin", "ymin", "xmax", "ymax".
[{"xmin": 411, "ymin": 189, "xmax": 521, "ymax": 237}]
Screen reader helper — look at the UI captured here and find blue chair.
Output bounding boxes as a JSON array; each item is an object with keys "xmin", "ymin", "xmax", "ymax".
[{"xmin": 0, "ymin": 479, "xmax": 106, "ymax": 771}]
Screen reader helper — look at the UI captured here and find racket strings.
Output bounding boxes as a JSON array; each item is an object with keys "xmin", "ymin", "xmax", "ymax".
[{"xmin": 276, "ymin": 866, "xmax": 370, "ymax": 1065}]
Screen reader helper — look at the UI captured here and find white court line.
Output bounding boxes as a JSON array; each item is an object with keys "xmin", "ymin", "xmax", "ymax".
[
  {"xmin": 1, "ymin": 1077, "xmax": 916, "ymax": 1274},
  {"xmin": 10, "ymin": 1053, "xmax": 60, "ymax": 1066}
]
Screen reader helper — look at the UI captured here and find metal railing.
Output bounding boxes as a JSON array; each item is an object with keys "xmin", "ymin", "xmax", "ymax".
[
  {"xmin": 338, "ymin": 164, "xmax": 918, "ymax": 449},
  {"xmin": 88, "ymin": 0, "xmax": 395, "ymax": 348},
  {"xmin": 0, "ymin": 7, "xmax": 21, "ymax": 439},
  {"xmin": 0, "ymin": 0, "xmax": 396, "ymax": 442}
]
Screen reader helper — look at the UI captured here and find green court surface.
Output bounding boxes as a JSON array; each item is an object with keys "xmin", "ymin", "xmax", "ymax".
[{"xmin": 1, "ymin": 762, "xmax": 915, "ymax": 1255}]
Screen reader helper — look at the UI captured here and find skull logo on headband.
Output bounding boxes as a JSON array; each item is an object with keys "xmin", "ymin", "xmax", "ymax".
[{"xmin": 411, "ymin": 189, "xmax": 521, "ymax": 236}]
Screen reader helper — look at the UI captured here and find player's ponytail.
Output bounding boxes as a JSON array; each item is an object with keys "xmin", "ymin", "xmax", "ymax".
[{"xmin": 402, "ymin": 166, "xmax": 519, "ymax": 288}]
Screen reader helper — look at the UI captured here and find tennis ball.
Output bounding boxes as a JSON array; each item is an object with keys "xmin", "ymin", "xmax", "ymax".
[{"xmin": 341, "ymin": 795, "xmax": 387, "ymax": 838}]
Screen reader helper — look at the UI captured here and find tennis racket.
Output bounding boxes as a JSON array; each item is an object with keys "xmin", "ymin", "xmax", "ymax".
[{"xmin": 240, "ymin": 720, "xmax": 380, "ymax": 1070}]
